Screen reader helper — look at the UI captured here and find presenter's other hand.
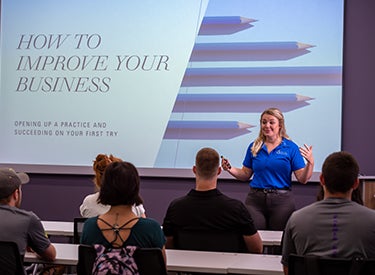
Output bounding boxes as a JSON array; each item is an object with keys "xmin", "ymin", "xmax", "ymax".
[{"xmin": 299, "ymin": 144, "xmax": 314, "ymax": 165}]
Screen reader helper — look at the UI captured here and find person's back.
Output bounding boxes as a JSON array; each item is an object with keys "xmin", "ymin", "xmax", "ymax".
[
  {"xmin": 281, "ymin": 151, "xmax": 375, "ymax": 275},
  {"xmin": 80, "ymin": 161, "xmax": 166, "ymax": 261},
  {"xmin": 81, "ymin": 216, "xmax": 164, "ymax": 249},
  {"xmin": 163, "ymin": 147, "xmax": 262, "ymax": 254},
  {"xmin": 79, "ymin": 154, "xmax": 146, "ymax": 218},
  {"xmin": 282, "ymin": 198, "xmax": 375, "ymax": 258},
  {"xmin": 163, "ymin": 188, "xmax": 257, "ymax": 252},
  {"xmin": 0, "ymin": 205, "xmax": 51, "ymax": 256},
  {"xmin": 0, "ymin": 168, "xmax": 56, "ymax": 262},
  {"xmin": 82, "ymin": 216, "xmax": 165, "ymax": 275}
]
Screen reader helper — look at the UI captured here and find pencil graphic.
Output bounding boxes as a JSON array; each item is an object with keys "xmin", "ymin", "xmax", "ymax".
[
  {"xmin": 199, "ymin": 16, "xmax": 257, "ymax": 35},
  {"xmin": 164, "ymin": 120, "xmax": 254, "ymax": 140},
  {"xmin": 181, "ymin": 66, "xmax": 342, "ymax": 86},
  {"xmin": 190, "ymin": 41, "xmax": 315, "ymax": 61},
  {"xmin": 201, "ymin": 16, "xmax": 256, "ymax": 25},
  {"xmin": 172, "ymin": 93, "xmax": 313, "ymax": 113}
]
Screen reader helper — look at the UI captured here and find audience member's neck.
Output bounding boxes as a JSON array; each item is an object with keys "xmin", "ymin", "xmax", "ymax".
[
  {"xmin": 195, "ymin": 177, "xmax": 217, "ymax": 191},
  {"xmin": 324, "ymin": 191, "xmax": 352, "ymax": 200},
  {"xmin": 105, "ymin": 205, "xmax": 134, "ymax": 216},
  {"xmin": 1, "ymin": 199, "xmax": 17, "ymax": 207}
]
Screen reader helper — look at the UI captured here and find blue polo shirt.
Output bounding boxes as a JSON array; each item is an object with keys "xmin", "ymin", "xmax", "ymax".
[{"xmin": 243, "ymin": 138, "xmax": 305, "ymax": 189}]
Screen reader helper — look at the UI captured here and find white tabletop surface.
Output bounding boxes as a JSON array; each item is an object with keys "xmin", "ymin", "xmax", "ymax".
[
  {"xmin": 166, "ymin": 249, "xmax": 283, "ymax": 274},
  {"xmin": 166, "ymin": 249, "xmax": 237, "ymax": 274},
  {"xmin": 24, "ymin": 244, "xmax": 283, "ymax": 274},
  {"xmin": 41, "ymin": 221, "xmax": 74, "ymax": 237},
  {"xmin": 227, "ymin": 253, "xmax": 283, "ymax": 275},
  {"xmin": 258, "ymin": 230, "xmax": 283, "ymax": 246},
  {"xmin": 24, "ymin": 243, "xmax": 79, "ymax": 265}
]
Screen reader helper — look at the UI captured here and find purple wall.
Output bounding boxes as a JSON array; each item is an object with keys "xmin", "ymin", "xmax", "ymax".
[
  {"xmin": 342, "ymin": 0, "xmax": 375, "ymax": 175},
  {"xmin": 21, "ymin": 0, "xmax": 375, "ymax": 223},
  {"xmin": 21, "ymin": 174, "xmax": 319, "ymax": 224}
]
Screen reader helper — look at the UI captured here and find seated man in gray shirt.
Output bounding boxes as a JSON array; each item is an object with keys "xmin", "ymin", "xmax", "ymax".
[
  {"xmin": 0, "ymin": 168, "xmax": 56, "ymax": 264},
  {"xmin": 281, "ymin": 151, "xmax": 375, "ymax": 275}
]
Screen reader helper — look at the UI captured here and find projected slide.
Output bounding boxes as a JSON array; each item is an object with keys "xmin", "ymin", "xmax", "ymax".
[{"xmin": 0, "ymin": 0, "xmax": 343, "ymax": 175}]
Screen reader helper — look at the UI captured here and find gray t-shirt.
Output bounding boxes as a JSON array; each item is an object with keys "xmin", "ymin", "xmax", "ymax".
[
  {"xmin": 0, "ymin": 205, "xmax": 51, "ymax": 256},
  {"xmin": 281, "ymin": 198, "xmax": 375, "ymax": 266}
]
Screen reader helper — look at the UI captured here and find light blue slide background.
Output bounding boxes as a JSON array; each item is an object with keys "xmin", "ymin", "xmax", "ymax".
[
  {"xmin": 0, "ymin": 0, "xmax": 208, "ymax": 168},
  {"xmin": 0, "ymin": 0, "xmax": 343, "ymax": 175},
  {"xmin": 155, "ymin": 0, "xmax": 343, "ymax": 173}
]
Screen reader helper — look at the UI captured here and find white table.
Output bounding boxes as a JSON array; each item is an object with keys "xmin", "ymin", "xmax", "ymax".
[
  {"xmin": 41, "ymin": 221, "xmax": 74, "ymax": 237},
  {"xmin": 166, "ymin": 249, "xmax": 237, "ymax": 274},
  {"xmin": 24, "ymin": 244, "xmax": 283, "ymax": 274},
  {"xmin": 227, "ymin": 253, "xmax": 283, "ymax": 275},
  {"xmin": 24, "ymin": 243, "xmax": 79, "ymax": 266},
  {"xmin": 166, "ymin": 249, "xmax": 283, "ymax": 274},
  {"xmin": 258, "ymin": 230, "xmax": 283, "ymax": 246}
]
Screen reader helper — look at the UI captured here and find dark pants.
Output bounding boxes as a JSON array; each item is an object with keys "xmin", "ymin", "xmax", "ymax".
[{"xmin": 245, "ymin": 188, "xmax": 295, "ymax": 231}]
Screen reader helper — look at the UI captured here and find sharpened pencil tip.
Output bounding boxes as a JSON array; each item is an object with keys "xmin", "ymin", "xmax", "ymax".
[
  {"xmin": 296, "ymin": 94, "xmax": 314, "ymax": 101},
  {"xmin": 297, "ymin": 42, "xmax": 316, "ymax": 49},
  {"xmin": 239, "ymin": 17, "xmax": 257, "ymax": 24},
  {"xmin": 237, "ymin": 122, "xmax": 254, "ymax": 129}
]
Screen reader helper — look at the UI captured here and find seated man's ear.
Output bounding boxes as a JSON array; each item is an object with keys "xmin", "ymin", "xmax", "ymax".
[
  {"xmin": 352, "ymin": 178, "xmax": 360, "ymax": 190},
  {"xmin": 319, "ymin": 173, "xmax": 325, "ymax": 186},
  {"xmin": 192, "ymin": 165, "xmax": 197, "ymax": 175}
]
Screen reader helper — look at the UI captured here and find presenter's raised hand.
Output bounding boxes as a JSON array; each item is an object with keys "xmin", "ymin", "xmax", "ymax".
[{"xmin": 299, "ymin": 144, "xmax": 314, "ymax": 165}]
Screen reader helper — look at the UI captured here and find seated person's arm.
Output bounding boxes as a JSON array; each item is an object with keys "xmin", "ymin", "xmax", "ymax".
[
  {"xmin": 165, "ymin": 236, "xmax": 174, "ymax": 249},
  {"xmin": 161, "ymin": 245, "xmax": 167, "ymax": 267},
  {"xmin": 27, "ymin": 214, "xmax": 57, "ymax": 261},
  {"xmin": 37, "ymin": 243, "xmax": 56, "ymax": 261},
  {"xmin": 243, "ymin": 232, "xmax": 263, "ymax": 254},
  {"xmin": 283, "ymin": 265, "xmax": 288, "ymax": 275}
]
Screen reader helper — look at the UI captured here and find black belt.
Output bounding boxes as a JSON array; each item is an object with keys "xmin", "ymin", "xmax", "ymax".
[{"xmin": 251, "ymin": 187, "xmax": 290, "ymax": 194}]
